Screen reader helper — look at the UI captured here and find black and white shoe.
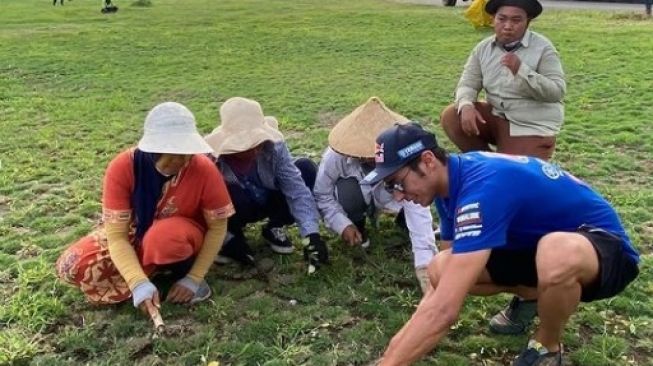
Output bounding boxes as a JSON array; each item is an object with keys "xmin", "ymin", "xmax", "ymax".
[{"xmin": 262, "ymin": 225, "xmax": 294, "ymax": 254}]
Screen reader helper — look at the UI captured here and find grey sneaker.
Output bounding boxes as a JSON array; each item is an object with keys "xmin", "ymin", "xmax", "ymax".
[
  {"xmin": 189, "ymin": 280, "xmax": 212, "ymax": 305},
  {"xmin": 489, "ymin": 296, "xmax": 537, "ymax": 335},
  {"xmin": 512, "ymin": 340, "xmax": 562, "ymax": 366}
]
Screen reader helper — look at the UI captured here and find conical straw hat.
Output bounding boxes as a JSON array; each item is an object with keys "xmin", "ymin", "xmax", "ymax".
[{"xmin": 328, "ymin": 97, "xmax": 409, "ymax": 158}]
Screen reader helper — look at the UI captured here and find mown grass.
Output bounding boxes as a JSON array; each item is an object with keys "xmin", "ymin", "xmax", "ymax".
[{"xmin": 1, "ymin": 0, "xmax": 652, "ymax": 365}]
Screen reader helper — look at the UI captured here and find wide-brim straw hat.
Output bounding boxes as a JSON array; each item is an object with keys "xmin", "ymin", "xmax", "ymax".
[
  {"xmin": 137, "ymin": 101, "xmax": 214, "ymax": 154},
  {"xmin": 205, "ymin": 97, "xmax": 284, "ymax": 157},
  {"xmin": 328, "ymin": 97, "xmax": 409, "ymax": 159}
]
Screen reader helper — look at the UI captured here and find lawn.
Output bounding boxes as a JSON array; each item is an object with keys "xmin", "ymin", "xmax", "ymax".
[{"xmin": 0, "ymin": 0, "xmax": 652, "ymax": 365}]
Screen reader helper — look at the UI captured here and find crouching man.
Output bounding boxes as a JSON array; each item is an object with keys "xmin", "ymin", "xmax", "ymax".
[{"xmin": 362, "ymin": 123, "xmax": 639, "ymax": 366}]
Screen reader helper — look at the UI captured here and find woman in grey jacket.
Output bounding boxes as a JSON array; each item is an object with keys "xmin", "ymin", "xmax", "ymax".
[{"xmin": 205, "ymin": 97, "xmax": 328, "ymax": 273}]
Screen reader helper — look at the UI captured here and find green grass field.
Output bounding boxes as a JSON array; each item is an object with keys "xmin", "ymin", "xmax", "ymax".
[{"xmin": 1, "ymin": 0, "xmax": 652, "ymax": 364}]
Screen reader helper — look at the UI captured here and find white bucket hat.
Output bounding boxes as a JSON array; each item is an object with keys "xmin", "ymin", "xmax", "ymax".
[
  {"xmin": 205, "ymin": 97, "xmax": 284, "ymax": 157},
  {"xmin": 328, "ymin": 96, "xmax": 409, "ymax": 159},
  {"xmin": 137, "ymin": 102, "xmax": 214, "ymax": 154}
]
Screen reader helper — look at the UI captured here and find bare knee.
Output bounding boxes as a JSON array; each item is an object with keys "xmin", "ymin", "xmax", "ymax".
[
  {"xmin": 536, "ymin": 232, "xmax": 598, "ymax": 287},
  {"xmin": 427, "ymin": 249, "xmax": 452, "ymax": 288}
]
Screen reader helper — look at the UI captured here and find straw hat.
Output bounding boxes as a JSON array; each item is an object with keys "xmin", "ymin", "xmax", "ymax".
[
  {"xmin": 137, "ymin": 102, "xmax": 214, "ymax": 154},
  {"xmin": 205, "ymin": 97, "xmax": 284, "ymax": 156},
  {"xmin": 328, "ymin": 97, "xmax": 409, "ymax": 158}
]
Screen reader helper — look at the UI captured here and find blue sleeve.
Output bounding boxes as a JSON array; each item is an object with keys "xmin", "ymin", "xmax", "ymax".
[
  {"xmin": 451, "ymin": 182, "xmax": 517, "ymax": 253},
  {"xmin": 434, "ymin": 199, "xmax": 454, "ymax": 241}
]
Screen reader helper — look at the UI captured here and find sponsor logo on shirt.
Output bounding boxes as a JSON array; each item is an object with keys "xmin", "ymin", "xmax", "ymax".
[
  {"xmin": 454, "ymin": 202, "xmax": 482, "ymax": 240},
  {"xmin": 541, "ymin": 163, "xmax": 562, "ymax": 180}
]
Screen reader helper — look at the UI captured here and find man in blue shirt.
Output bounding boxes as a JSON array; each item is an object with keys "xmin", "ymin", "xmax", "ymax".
[{"xmin": 362, "ymin": 123, "xmax": 639, "ymax": 366}]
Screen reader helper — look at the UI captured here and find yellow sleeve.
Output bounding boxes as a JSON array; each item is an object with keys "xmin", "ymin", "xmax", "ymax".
[
  {"xmin": 105, "ymin": 219, "xmax": 148, "ymax": 290},
  {"xmin": 186, "ymin": 215, "xmax": 228, "ymax": 283}
]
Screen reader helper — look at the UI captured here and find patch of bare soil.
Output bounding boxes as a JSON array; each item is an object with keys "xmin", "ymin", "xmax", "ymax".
[
  {"xmin": 0, "ymin": 195, "xmax": 9, "ymax": 218},
  {"xmin": 213, "ymin": 257, "xmax": 276, "ymax": 282},
  {"xmin": 16, "ymin": 244, "xmax": 42, "ymax": 259},
  {"xmin": 316, "ymin": 110, "xmax": 340, "ymax": 128}
]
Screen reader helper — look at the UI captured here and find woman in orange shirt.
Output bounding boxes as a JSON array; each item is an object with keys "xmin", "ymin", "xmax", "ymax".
[{"xmin": 56, "ymin": 102, "xmax": 233, "ymax": 316}]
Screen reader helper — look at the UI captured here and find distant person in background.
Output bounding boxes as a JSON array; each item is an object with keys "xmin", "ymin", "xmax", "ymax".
[
  {"xmin": 56, "ymin": 102, "xmax": 233, "ymax": 318},
  {"xmin": 101, "ymin": 0, "xmax": 119, "ymax": 13},
  {"xmin": 53, "ymin": 0, "xmax": 64, "ymax": 5},
  {"xmin": 314, "ymin": 97, "xmax": 438, "ymax": 293},
  {"xmin": 205, "ymin": 97, "xmax": 329, "ymax": 274},
  {"xmin": 440, "ymin": 0, "xmax": 565, "ymax": 161},
  {"xmin": 439, "ymin": 0, "xmax": 565, "ymax": 335}
]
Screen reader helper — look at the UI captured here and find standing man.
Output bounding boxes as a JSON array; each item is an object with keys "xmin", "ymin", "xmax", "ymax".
[
  {"xmin": 362, "ymin": 123, "xmax": 639, "ymax": 366},
  {"xmin": 440, "ymin": 0, "xmax": 565, "ymax": 161}
]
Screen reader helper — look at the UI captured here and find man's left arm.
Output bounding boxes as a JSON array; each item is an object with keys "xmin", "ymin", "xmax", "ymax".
[
  {"xmin": 380, "ymin": 249, "xmax": 491, "ymax": 365},
  {"xmin": 514, "ymin": 45, "xmax": 566, "ymax": 103}
]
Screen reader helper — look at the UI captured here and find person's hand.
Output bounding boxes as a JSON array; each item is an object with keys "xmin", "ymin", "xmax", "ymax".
[
  {"xmin": 140, "ymin": 295, "xmax": 161, "ymax": 320},
  {"xmin": 166, "ymin": 276, "xmax": 197, "ymax": 304},
  {"xmin": 303, "ymin": 233, "xmax": 329, "ymax": 274},
  {"xmin": 501, "ymin": 52, "xmax": 521, "ymax": 75},
  {"xmin": 341, "ymin": 225, "xmax": 363, "ymax": 246},
  {"xmin": 459, "ymin": 104, "xmax": 486, "ymax": 136},
  {"xmin": 132, "ymin": 281, "xmax": 160, "ymax": 314}
]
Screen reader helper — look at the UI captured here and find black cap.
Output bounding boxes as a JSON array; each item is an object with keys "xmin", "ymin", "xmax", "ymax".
[
  {"xmin": 485, "ymin": 0, "xmax": 542, "ymax": 19},
  {"xmin": 361, "ymin": 122, "xmax": 438, "ymax": 185}
]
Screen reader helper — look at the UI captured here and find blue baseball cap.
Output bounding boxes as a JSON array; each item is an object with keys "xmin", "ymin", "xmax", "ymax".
[{"xmin": 361, "ymin": 122, "xmax": 438, "ymax": 185}]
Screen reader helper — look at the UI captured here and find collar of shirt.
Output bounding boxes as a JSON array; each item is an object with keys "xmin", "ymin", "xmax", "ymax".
[{"xmin": 492, "ymin": 29, "xmax": 532, "ymax": 51}]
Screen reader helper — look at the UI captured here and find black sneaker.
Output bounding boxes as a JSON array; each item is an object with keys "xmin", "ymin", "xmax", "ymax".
[
  {"xmin": 512, "ymin": 341, "xmax": 562, "ymax": 366},
  {"xmin": 394, "ymin": 209, "xmax": 408, "ymax": 233},
  {"xmin": 262, "ymin": 225, "xmax": 294, "ymax": 254},
  {"xmin": 215, "ymin": 234, "xmax": 255, "ymax": 266}
]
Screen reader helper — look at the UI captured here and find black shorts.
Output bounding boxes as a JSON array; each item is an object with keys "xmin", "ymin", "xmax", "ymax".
[{"xmin": 486, "ymin": 226, "xmax": 639, "ymax": 302}]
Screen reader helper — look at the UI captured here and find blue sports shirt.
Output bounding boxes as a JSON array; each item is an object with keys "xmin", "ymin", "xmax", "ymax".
[{"xmin": 434, "ymin": 152, "xmax": 639, "ymax": 263}]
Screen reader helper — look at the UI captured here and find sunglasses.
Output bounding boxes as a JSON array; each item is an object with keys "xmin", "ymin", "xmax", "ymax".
[{"xmin": 383, "ymin": 169, "xmax": 410, "ymax": 194}]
